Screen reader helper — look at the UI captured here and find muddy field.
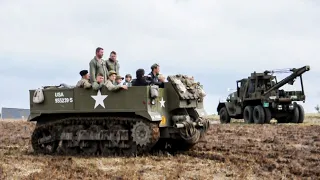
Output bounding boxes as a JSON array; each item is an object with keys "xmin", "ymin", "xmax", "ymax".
[{"xmin": 0, "ymin": 117, "xmax": 320, "ymax": 180}]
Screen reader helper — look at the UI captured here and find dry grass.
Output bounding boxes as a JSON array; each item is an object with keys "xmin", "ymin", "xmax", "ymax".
[
  {"xmin": 207, "ymin": 113, "xmax": 320, "ymax": 124},
  {"xmin": 0, "ymin": 115, "xmax": 319, "ymax": 179}
]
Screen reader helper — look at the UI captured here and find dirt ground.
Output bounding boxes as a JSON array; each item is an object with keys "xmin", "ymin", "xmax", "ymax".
[{"xmin": 0, "ymin": 117, "xmax": 319, "ymax": 180}]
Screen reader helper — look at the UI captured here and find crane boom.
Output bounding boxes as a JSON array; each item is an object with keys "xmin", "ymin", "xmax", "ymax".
[{"xmin": 262, "ymin": 65, "xmax": 310, "ymax": 96}]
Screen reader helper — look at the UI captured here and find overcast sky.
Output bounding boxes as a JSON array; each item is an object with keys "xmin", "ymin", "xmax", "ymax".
[{"xmin": 0, "ymin": 0, "xmax": 319, "ymax": 114}]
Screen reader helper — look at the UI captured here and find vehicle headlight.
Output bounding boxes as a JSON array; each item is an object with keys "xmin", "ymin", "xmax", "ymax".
[
  {"xmin": 277, "ymin": 105, "xmax": 282, "ymax": 110},
  {"xmin": 291, "ymin": 96, "xmax": 297, "ymax": 100},
  {"xmin": 289, "ymin": 104, "xmax": 294, "ymax": 110},
  {"xmin": 269, "ymin": 96, "xmax": 276, "ymax": 100}
]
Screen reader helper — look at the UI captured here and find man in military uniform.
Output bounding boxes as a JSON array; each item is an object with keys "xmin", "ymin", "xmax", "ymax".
[
  {"xmin": 92, "ymin": 73, "xmax": 105, "ymax": 90},
  {"xmin": 89, "ymin": 47, "xmax": 108, "ymax": 84},
  {"xmin": 115, "ymin": 75, "xmax": 124, "ymax": 85},
  {"xmin": 123, "ymin": 74, "xmax": 132, "ymax": 87},
  {"xmin": 76, "ymin": 70, "xmax": 91, "ymax": 89},
  {"xmin": 106, "ymin": 51, "xmax": 120, "ymax": 75},
  {"xmin": 105, "ymin": 70, "xmax": 128, "ymax": 91}
]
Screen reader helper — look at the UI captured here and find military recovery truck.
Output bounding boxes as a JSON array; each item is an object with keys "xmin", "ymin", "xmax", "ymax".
[
  {"xmin": 29, "ymin": 75, "xmax": 209, "ymax": 156},
  {"xmin": 217, "ymin": 65, "xmax": 310, "ymax": 124}
]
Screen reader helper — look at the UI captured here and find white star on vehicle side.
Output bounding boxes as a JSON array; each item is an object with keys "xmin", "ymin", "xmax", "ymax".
[
  {"xmin": 91, "ymin": 90, "xmax": 108, "ymax": 109},
  {"xmin": 159, "ymin": 97, "xmax": 165, "ymax": 107}
]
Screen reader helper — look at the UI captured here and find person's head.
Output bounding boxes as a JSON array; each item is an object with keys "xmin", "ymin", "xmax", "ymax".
[
  {"xmin": 136, "ymin": 69, "xmax": 145, "ymax": 79},
  {"xmin": 108, "ymin": 70, "xmax": 117, "ymax": 81},
  {"xmin": 96, "ymin": 73, "xmax": 104, "ymax": 83},
  {"xmin": 116, "ymin": 75, "xmax": 124, "ymax": 84},
  {"xmin": 125, "ymin": 74, "xmax": 132, "ymax": 82},
  {"xmin": 109, "ymin": 51, "xmax": 117, "ymax": 61},
  {"xmin": 95, "ymin": 47, "xmax": 104, "ymax": 59},
  {"xmin": 151, "ymin": 63, "xmax": 160, "ymax": 74},
  {"xmin": 158, "ymin": 74, "xmax": 165, "ymax": 82},
  {"xmin": 79, "ymin": 70, "xmax": 90, "ymax": 80}
]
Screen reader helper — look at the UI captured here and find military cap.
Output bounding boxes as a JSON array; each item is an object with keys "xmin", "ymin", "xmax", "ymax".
[
  {"xmin": 125, "ymin": 74, "xmax": 132, "ymax": 78},
  {"xmin": 79, "ymin": 70, "xmax": 88, "ymax": 76},
  {"xmin": 116, "ymin": 75, "xmax": 124, "ymax": 80},
  {"xmin": 108, "ymin": 70, "xmax": 117, "ymax": 76},
  {"xmin": 151, "ymin": 63, "xmax": 159, "ymax": 70}
]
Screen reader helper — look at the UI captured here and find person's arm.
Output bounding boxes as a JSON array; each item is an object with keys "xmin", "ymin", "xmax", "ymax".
[
  {"xmin": 116, "ymin": 61, "xmax": 120, "ymax": 75},
  {"xmin": 83, "ymin": 80, "xmax": 92, "ymax": 89},
  {"xmin": 106, "ymin": 81, "xmax": 121, "ymax": 91},
  {"xmin": 89, "ymin": 60, "xmax": 96, "ymax": 83},
  {"xmin": 92, "ymin": 82, "xmax": 103, "ymax": 90}
]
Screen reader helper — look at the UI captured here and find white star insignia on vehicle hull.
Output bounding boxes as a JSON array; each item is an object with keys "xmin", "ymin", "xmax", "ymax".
[
  {"xmin": 91, "ymin": 90, "xmax": 108, "ymax": 109},
  {"xmin": 159, "ymin": 97, "xmax": 165, "ymax": 107}
]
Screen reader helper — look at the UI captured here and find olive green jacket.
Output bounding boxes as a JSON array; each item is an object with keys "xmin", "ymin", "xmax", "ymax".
[
  {"xmin": 92, "ymin": 81, "xmax": 104, "ymax": 90},
  {"xmin": 89, "ymin": 56, "xmax": 108, "ymax": 83},
  {"xmin": 76, "ymin": 78, "xmax": 91, "ymax": 89},
  {"xmin": 106, "ymin": 59, "xmax": 120, "ymax": 75}
]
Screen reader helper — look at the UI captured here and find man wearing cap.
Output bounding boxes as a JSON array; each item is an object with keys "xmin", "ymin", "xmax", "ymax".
[
  {"xmin": 106, "ymin": 51, "xmax": 120, "ymax": 75},
  {"xmin": 76, "ymin": 70, "xmax": 92, "ymax": 89},
  {"xmin": 105, "ymin": 70, "xmax": 128, "ymax": 91},
  {"xmin": 123, "ymin": 74, "xmax": 132, "ymax": 87},
  {"xmin": 115, "ymin": 75, "xmax": 124, "ymax": 85},
  {"xmin": 92, "ymin": 73, "xmax": 105, "ymax": 90},
  {"xmin": 89, "ymin": 47, "xmax": 108, "ymax": 84}
]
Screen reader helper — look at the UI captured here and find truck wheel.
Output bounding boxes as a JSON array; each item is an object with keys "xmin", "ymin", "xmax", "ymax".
[
  {"xmin": 297, "ymin": 104, "xmax": 305, "ymax": 123},
  {"xmin": 243, "ymin": 106, "xmax": 253, "ymax": 123},
  {"xmin": 290, "ymin": 106, "xmax": 299, "ymax": 123},
  {"xmin": 219, "ymin": 107, "xmax": 231, "ymax": 124},
  {"xmin": 264, "ymin": 108, "xmax": 272, "ymax": 124},
  {"xmin": 253, "ymin": 105, "xmax": 265, "ymax": 124}
]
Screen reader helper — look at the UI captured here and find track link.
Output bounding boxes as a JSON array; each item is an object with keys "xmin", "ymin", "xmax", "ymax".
[{"xmin": 31, "ymin": 116, "xmax": 160, "ymax": 156}]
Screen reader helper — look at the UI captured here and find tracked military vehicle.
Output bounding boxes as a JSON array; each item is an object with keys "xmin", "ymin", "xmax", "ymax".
[
  {"xmin": 217, "ymin": 65, "xmax": 310, "ymax": 124},
  {"xmin": 29, "ymin": 75, "xmax": 209, "ymax": 156}
]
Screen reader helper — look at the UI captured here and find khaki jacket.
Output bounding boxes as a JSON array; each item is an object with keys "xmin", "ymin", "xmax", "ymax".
[
  {"xmin": 76, "ymin": 78, "xmax": 91, "ymax": 89},
  {"xmin": 89, "ymin": 56, "xmax": 108, "ymax": 83},
  {"xmin": 105, "ymin": 79, "xmax": 121, "ymax": 91}
]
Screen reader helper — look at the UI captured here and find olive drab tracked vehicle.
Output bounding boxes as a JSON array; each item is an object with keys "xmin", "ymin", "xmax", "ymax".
[
  {"xmin": 217, "ymin": 65, "xmax": 310, "ymax": 124},
  {"xmin": 29, "ymin": 75, "xmax": 209, "ymax": 156}
]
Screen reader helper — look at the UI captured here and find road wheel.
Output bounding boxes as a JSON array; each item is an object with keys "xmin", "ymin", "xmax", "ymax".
[
  {"xmin": 290, "ymin": 106, "xmax": 299, "ymax": 123},
  {"xmin": 297, "ymin": 104, "xmax": 305, "ymax": 123},
  {"xmin": 219, "ymin": 107, "xmax": 231, "ymax": 124},
  {"xmin": 243, "ymin": 106, "xmax": 253, "ymax": 123},
  {"xmin": 253, "ymin": 105, "xmax": 265, "ymax": 124},
  {"xmin": 264, "ymin": 108, "xmax": 272, "ymax": 124}
]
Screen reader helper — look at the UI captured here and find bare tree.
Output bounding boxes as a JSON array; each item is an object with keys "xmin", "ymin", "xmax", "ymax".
[{"xmin": 315, "ymin": 105, "xmax": 320, "ymax": 113}]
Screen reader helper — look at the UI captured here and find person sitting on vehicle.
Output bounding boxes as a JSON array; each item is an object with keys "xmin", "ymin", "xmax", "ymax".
[
  {"xmin": 123, "ymin": 74, "xmax": 132, "ymax": 87},
  {"xmin": 92, "ymin": 73, "xmax": 105, "ymax": 90},
  {"xmin": 157, "ymin": 74, "xmax": 165, "ymax": 88},
  {"xmin": 147, "ymin": 63, "xmax": 164, "ymax": 87},
  {"xmin": 132, "ymin": 68, "xmax": 151, "ymax": 86},
  {"xmin": 105, "ymin": 70, "xmax": 128, "ymax": 91},
  {"xmin": 76, "ymin": 70, "xmax": 91, "ymax": 89},
  {"xmin": 115, "ymin": 75, "xmax": 124, "ymax": 85}
]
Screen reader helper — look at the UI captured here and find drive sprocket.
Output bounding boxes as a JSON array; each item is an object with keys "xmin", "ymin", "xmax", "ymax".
[{"xmin": 131, "ymin": 121, "xmax": 152, "ymax": 146}]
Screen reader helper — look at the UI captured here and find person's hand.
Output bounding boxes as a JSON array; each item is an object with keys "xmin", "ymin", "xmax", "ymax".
[{"xmin": 121, "ymin": 85, "xmax": 128, "ymax": 90}]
